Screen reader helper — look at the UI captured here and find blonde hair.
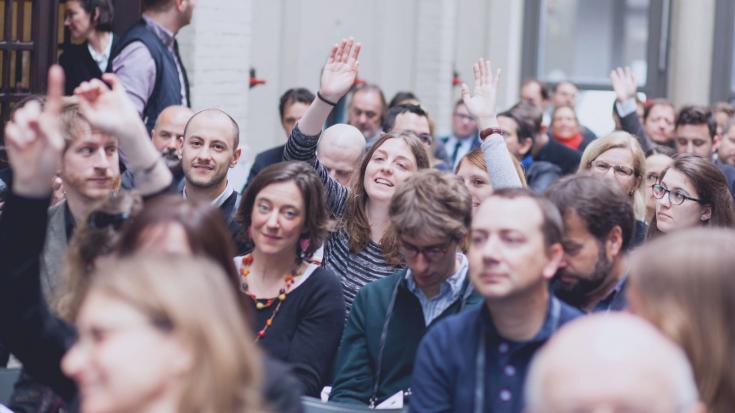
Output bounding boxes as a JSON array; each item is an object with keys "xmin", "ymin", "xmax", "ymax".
[
  {"xmin": 630, "ymin": 228, "xmax": 735, "ymax": 412},
  {"xmin": 579, "ymin": 131, "xmax": 646, "ymax": 220},
  {"xmin": 85, "ymin": 255, "xmax": 265, "ymax": 413}
]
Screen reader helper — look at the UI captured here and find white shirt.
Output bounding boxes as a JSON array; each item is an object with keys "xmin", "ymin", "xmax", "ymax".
[{"xmin": 87, "ymin": 34, "xmax": 114, "ymax": 73}]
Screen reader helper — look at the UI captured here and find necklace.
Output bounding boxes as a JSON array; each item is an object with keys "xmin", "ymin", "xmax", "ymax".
[{"xmin": 239, "ymin": 254, "xmax": 303, "ymax": 340}]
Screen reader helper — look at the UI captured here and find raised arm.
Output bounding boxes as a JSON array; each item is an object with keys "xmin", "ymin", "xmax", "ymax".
[
  {"xmin": 283, "ymin": 38, "xmax": 361, "ymax": 216},
  {"xmin": 461, "ymin": 59, "xmax": 522, "ymax": 189},
  {"xmin": 74, "ymin": 74, "xmax": 172, "ymax": 196},
  {"xmin": 610, "ymin": 66, "xmax": 652, "ymax": 152}
]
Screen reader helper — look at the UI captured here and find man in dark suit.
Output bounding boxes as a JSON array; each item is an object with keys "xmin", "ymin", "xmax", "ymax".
[
  {"xmin": 439, "ymin": 100, "xmax": 481, "ymax": 170},
  {"xmin": 243, "ymin": 88, "xmax": 315, "ymax": 190}
]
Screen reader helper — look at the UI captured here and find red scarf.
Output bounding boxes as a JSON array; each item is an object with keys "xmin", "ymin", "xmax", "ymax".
[{"xmin": 555, "ymin": 133, "xmax": 583, "ymax": 151}]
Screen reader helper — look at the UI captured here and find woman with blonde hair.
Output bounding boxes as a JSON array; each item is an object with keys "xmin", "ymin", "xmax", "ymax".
[
  {"xmin": 579, "ymin": 131, "xmax": 648, "ymax": 246},
  {"xmin": 628, "ymin": 228, "xmax": 735, "ymax": 412}
]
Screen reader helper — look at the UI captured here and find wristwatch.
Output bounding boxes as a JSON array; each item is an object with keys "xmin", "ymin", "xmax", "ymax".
[{"xmin": 480, "ymin": 127, "xmax": 504, "ymax": 141}]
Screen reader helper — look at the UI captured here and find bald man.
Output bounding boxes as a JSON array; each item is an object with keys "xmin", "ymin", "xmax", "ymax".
[
  {"xmin": 317, "ymin": 124, "xmax": 366, "ymax": 186},
  {"xmin": 525, "ymin": 314, "xmax": 705, "ymax": 413}
]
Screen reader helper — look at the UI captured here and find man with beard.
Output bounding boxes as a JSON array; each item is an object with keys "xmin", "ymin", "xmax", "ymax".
[
  {"xmin": 122, "ymin": 105, "xmax": 193, "ymax": 189},
  {"xmin": 546, "ymin": 173, "xmax": 634, "ymax": 312},
  {"xmin": 180, "ymin": 108, "xmax": 242, "ymax": 245}
]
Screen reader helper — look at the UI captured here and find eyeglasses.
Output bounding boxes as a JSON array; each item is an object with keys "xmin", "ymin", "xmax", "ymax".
[
  {"xmin": 415, "ymin": 133, "xmax": 433, "ymax": 145},
  {"xmin": 645, "ymin": 172, "xmax": 661, "ymax": 184},
  {"xmin": 589, "ymin": 160, "xmax": 636, "ymax": 177},
  {"xmin": 651, "ymin": 184, "xmax": 703, "ymax": 205},
  {"xmin": 87, "ymin": 211, "xmax": 130, "ymax": 231},
  {"xmin": 400, "ymin": 240, "xmax": 453, "ymax": 261}
]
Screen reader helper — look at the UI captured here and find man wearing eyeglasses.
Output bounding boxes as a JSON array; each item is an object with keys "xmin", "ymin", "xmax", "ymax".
[
  {"xmin": 382, "ymin": 103, "xmax": 452, "ymax": 171},
  {"xmin": 329, "ymin": 170, "xmax": 481, "ymax": 408},
  {"xmin": 546, "ymin": 174, "xmax": 635, "ymax": 313},
  {"xmin": 439, "ymin": 100, "xmax": 480, "ymax": 170}
]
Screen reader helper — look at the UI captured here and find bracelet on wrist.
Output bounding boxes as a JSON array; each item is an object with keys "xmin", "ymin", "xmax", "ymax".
[{"xmin": 317, "ymin": 91, "xmax": 338, "ymax": 107}]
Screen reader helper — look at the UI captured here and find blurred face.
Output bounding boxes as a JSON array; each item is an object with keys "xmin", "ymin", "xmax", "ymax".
[
  {"xmin": 62, "ymin": 131, "xmax": 120, "ymax": 203},
  {"xmin": 392, "ymin": 112, "xmax": 432, "ymax": 149},
  {"xmin": 498, "ymin": 115, "xmax": 532, "ymax": 159},
  {"xmin": 182, "ymin": 113, "xmax": 240, "ymax": 190},
  {"xmin": 553, "ymin": 212, "xmax": 613, "ymax": 308},
  {"xmin": 644, "ymin": 104, "xmax": 675, "ymax": 144},
  {"xmin": 363, "ymin": 138, "xmax": 418, "ymax": 203},
  {"xmin": 180, "ymin": 0, "xmax": 197, "ymax": 25},
  {"xmin": 151, "ymin": 108, "xmax": 192, "ymax": 167},
  {"xmin": 281, "ymin": 101, "xmax": 309, "ymax": 137},
  {"xmin": 456, "ymin": 159, "xmax": 493, "ymax": 213},
  {"xmin": 644, "ymin": 154, "xmax": 673, "ymax": 213},
  {"xmin": 655, "ymin": 169, "xmax": 711, "ymax": 233},
  {"xmin": 551, "ymin": 107, "xmax": 580, "ymax": 140},
  {"xmin": 64, "ymin": 0, "xmax": 94, "ymax": 41},
  {"xmin": 521, "ymin": 82, "xmax": 546, "ymax": 110},
  {"xmin": 348, "ymin": 90, "xmax": 383, "ymax": 138},
  {"xmin": 674, "ymin": 124, "xmax": 716, "ymax": 158},
  {"xmin": 251, "ymin": 181, "xmax": 305, "ymax": 257},
  {"xmin": 717, "ymin": 124, "xmax": 735, "ymax": 166},
  {"xmin": 400, "ymin": 233, "xmax": 458, "ymax": 298},
  {"xmin": 318, "ymin": 145, "xmax": 361, "ymax": 187},
  {"xmin": 136, "ymin": 222, "xmax": 192, "ymax": 256},
  {"xmin": 469, "ymin": 197, "xmax": 562, "ymax": 300},
  {"xmin": 587, "ymin": 147, "xmax": 640, "ymax": 197},
  {"xmin": 452, "ymin": 104, "xmax": 477, "ymax": 139},
  {"xmin": 552, "ymin": 83, "xmax": 578, "ymax": 107},
  {"xmin": 62, "ymin": 292, "xmax": 191, "ymax": 413}
]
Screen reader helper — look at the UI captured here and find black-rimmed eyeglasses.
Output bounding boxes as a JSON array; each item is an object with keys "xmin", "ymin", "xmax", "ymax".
[{"xmin": 651, "ymin": 184, "xmax": 703, "ymax": 205}]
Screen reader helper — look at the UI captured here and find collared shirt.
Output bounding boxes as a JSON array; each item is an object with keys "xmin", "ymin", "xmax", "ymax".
[
  {"xmin": 405, "ymin": 253, "xmax": 468, "ymax": 325},
  {"xmin": 593, "ymin": 273, "xmax": 629, "ymax": 312},
  {"xmin": 441, "ymin": 134, "xmax": 477, "ymax": 170},
  {"xmin": 112, "ymin": 15, "xmax": 188, "ymax": 117},
  {"xmin": 87, "ymin": 33, "xmax": 114, "ymax": 73},
  {"xmin": 182, "ymin": 180, "xmax": 234, "ymax": 208}
]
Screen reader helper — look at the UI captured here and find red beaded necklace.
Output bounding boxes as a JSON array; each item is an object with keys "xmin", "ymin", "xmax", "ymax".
[{"xmin": 239, "ymin": 254, "xmax": 304, "ymax": 341}]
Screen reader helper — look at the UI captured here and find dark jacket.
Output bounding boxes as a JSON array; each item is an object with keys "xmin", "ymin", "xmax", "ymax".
[
  {"xmin": 113, "ymin": 19, "xmax": 190, "ymax": 132},
  {"xmin": 534, "ymin": 139, "xmax": 581, "ymax": 175},
  {"xmin": 329, "ymin": 270, "xmax": 482, "ymax": 406},
  {"xmin": 525, "ymin": 160, "xmax": 562, "ymax": 193},
  {"xmin": 243, "ymin": 145, "xmax": 286, "ymax": 192},
  {"xmin": 58, "ymin": 35, "xmax": 119, "ymax": 96}
]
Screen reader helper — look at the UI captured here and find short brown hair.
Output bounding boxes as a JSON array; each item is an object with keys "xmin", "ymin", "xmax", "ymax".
[
  {"xmin": 630, "ymin": 228, "xmax": 735, "ymax": 411},
  {"xmin": 237, "ymin": 161, "xmax": 330, "ymax": 263},
  {"xmin": 489, "ymin": 188, "xmax": 563, "ymax": 248}
]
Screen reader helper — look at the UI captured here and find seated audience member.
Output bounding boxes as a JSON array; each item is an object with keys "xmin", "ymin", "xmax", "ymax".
[
  {"xmin": 245, "ymin": 87, "xmax": 314, "ymax": 188},
  {"xmin": 284, "ymin": 38, "xmax": 429, "ymax": 313},
  {"xmin": 122, "ymin": 104, "xmax": 193, "ymax": 189},
  {"xmin": 235, "ymin": 161, "xmax": 345, "ymax": 397},
  {"xmin": 628, "ymin": 228, "xmax": 735, "ymax": 413},
  {"xmin": 643, "ymin": 146, "xmax": 675, "ymax": 223},
  {"xmin": 180, "ymin": 108, "xmax": 244, "ymax": 247},
  {"xmin": 525, "ymin": 314, "xmax": 705, "ymax": 413},
  {"xmin": 410, "ymin": 188, "xmax": 582, "ymax": 413},
  {"xmin": 648, "ymin": 154, "xmax": 735, "ymax": 238},
  {"xmin": 549, "ymin": 105, "xmax": 593, "ymax": 152},
  {"xmin": 383, "ymin": 103, "xmax": 451, "ymax": 170},
  {"xmin": 611, "ymin": 67, "xmax": 676, "ymax": 151},
  {"xmin": 348, "ymin": 83, "xmax": 386, "ymax": 147},
  {"xmin": 547, "ymin": 174, "xmax": 635, "ymax": 312},
  {"xmin": 316, "ymin": 123, "xmax": 365, "ymax": 186},
  {"xmin": 62, "ymin": 256, "xmax": 267, "ymax": 413},
  {"xmin": 58, "ymin": 0, "xmax": 117, "ymax": 95},
  {"xmin": 578, "ymin": 131, "xmax": 648, "ymax": 246},
  {"xmin": 550, "ymin": 81, "xmax": 597, "ymax": 142},
  {"xmin": 497, "ymin": 103, "xmax": 562, "ymax": 192},
  {"xmin": 716, "ymin": 117, "xmax": 735, "ymax": 167},
  {"xmin": 712, "ymin": 101, "xmax": 734, "ymax": 135},
  {"xmin": 330, "ymin": 170, "xmax": 482, "ymax": 406},
  {"xmin": 672, "ymin": 105, "xmax": 735, "ymax": 196},
  {"xmin": 439, "ymin": 100, "xmax": 480, "ymax": 170}
]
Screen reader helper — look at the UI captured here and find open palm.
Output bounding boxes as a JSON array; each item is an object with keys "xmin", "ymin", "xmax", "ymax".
[
  {"xmin": 461, "ymin": 59, "xmax": 500, "ymax": 120},
  {"xmin": 319, "ymin": 38, "xmax": 361, "ymax": 102}
]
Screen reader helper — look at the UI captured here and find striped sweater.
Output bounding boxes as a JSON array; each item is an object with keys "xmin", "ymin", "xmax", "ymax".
[{"xmin": 284, "ymin": 125, "xmax": 404, "ymax": 312}]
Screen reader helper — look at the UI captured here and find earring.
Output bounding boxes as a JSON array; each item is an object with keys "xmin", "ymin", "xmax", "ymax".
[{"xmin": 299, "ymin": 238, "xmax": 310, "ymax": 260}]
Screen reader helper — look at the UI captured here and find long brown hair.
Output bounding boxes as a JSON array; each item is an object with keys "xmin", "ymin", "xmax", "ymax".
[
  {"xmin": 630, "ymin": 228, "xmax": 735, "ymax": 412},
  {"xmin": 648, "ymin": 154, "xmax": 735, "ymax": 238},
  {"xmin": 343, "ymin": 131, "xmax": 430, "ymax": 263}
]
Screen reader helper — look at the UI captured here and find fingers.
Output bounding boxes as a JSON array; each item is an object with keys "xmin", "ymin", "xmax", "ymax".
[
  {"xmin": 328, "ymin": 44, "xmax": 338, "ymax": 65},
  {"xmin": 460, "ymin": 83, "xmax": 470, "ymax": 103},
  {"xmin": 100, "ymin": 73, "xmax": 122, "ymax": 91},
  {"xmin": 45, "ymin": 65, "xmax": 64, "ymax": 116},
  {"xmin": 472, "ymin": 61, "xmax": 481, "ymax": 84},
  {"xmin": 74, "ymin": 78, "xmax": 108, "ymax": 103},
  {"xmin": 349, "ymin": 42, "xmax": 362, "ymax": 68}
]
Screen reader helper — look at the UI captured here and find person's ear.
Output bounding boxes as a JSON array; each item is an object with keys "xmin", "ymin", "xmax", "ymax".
[
  {"xmin": 230, "ymin": 147, "xmax": 242, "ymax": 168},
  {"xmin": 701, "ymin": 204, "xmax": 712, "ymax": 222},
  {"xmin": 519, "ymin": 137, "xmax": 534, "ymax": 156},
  {"xmin": 542, "ymin": 242, "xmax": 564, "ymax": 281},
  {"xmin": 606, "ymin": 225, "xmax": 623, "ymax": 258}
]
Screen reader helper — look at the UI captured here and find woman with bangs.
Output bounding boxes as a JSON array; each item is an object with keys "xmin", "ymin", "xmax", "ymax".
[{"xmin": 283, "ymin": 38, "xmax": 430, "ymax": 312}]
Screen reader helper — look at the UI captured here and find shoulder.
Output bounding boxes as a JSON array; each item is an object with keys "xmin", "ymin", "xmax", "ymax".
[
  {"xmin": 254, "ymin": 145, "xmax": 286, "ymax": 164},
  {"xmin": 354, "ymin": 271, "xmax": 405, "ymax": 301},
  {"xmin": 58, "ymin": 44, "xmax": 88, "ymax": 62},
  {"xmin": 428, "ymin": 304, "xmax": 482, "ymax": 338},
  {"xmin": 557, "ymin": 299, "xmax": 584, "ymax": 325}
]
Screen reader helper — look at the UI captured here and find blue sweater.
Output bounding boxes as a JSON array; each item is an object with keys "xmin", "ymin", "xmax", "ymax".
[{"xmin": 409, "ymin": 296, "xmax": 581, "ymax": 413}]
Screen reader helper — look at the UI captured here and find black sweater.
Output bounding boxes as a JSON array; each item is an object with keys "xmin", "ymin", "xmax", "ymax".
[
  {"xmin": 58, "ymin": 37, "xmax": 118, "ymax": 96},
  {"xmin": 0, "ymin": 192, "xmax": 304, "ymax": 413},
  {"xmin": 248, "ymin": 266, "xmax": 345, "ymax": 397}
]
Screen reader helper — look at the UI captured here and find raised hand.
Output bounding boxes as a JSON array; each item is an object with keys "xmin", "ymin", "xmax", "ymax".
[
  {"xmin": 610, "ymin": 67, "xmax": 637, "ymax": 102},
  {"xmin": 5, "ymin": 65, "xmax": 65, "ymax": 197},
  {"xmin": 74, "ymin": 73, "xmax": 146, "ymax": 140},
  {"xmin": 461, "ymin": 59, "xmax": 501, "ymax": 125},
  {"xmin": 319, "ymin": 38, "xmax": 361, "ymax": 103}
]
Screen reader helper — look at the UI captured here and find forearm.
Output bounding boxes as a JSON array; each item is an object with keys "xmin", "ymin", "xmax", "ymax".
[
  {"xmin": 478, "ymin": 116, "xmax": 522, "ymax": 189},
  {"xmin": 117, "ymin": 121, "xmax": 172, "ymax": 196}
]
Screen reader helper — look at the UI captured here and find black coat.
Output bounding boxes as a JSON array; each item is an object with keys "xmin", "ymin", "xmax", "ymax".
[{"xmin": 58, "ymin": 35, "xmax": 118, "ymax": 96}]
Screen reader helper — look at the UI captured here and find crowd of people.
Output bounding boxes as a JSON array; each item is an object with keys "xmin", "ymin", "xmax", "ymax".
[{"xmin": 0, "ymin": 1, "xmax": 734, "ymax": 412}]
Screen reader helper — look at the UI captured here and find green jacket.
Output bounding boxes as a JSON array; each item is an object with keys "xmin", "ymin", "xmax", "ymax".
[{"xmin": 329, "ymin": 269, "xmax": 482, "ymax": 405}]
